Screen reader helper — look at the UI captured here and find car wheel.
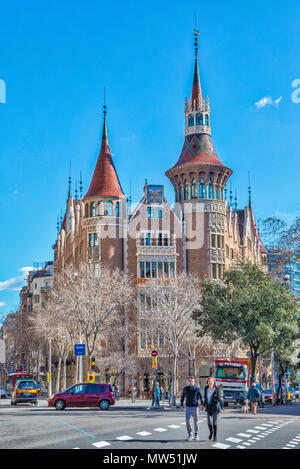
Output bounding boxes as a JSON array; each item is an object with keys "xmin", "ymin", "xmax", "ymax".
[
  {"xmin": 99, "ymin": 400, "xmax": 110, "ymax": 410},
  {"xmin": 55, "ymin": 399, "xmax": 66, "ymax": 410}
]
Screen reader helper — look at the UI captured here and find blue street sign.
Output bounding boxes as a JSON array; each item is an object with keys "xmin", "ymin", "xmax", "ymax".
[{"xmin": 74, "ymin": 344, "xmax": 86, "ymax": 356}]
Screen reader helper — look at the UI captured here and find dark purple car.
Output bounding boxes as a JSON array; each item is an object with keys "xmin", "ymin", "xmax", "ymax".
[{"xmin": 48, "ymin": 382, "xmax": 115, "ymax": 410}]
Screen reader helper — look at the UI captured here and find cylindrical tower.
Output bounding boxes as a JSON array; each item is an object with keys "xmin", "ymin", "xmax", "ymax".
[{"xmin": 166, "ymin": 30, "xmax": 232, "ymax": 280}]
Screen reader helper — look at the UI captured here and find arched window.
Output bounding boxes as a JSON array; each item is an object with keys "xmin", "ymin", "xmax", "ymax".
[
  {"xmin": 196, "ymin": 113, "xmax": 203, "ymax": 126},
  {"xmin": 85, "ymin": 203, "xmax": 89, "ymax": 218},
  {"xmin": 184, "ymin": 181, "xmax": 190, "ymax": 200},
  {"xmin": 215, "ymin": 185, "xmax": 220, "ymax": 200},
  {"xmin": 208, "ymin": 181, "xmax": 213, "ymax": 199},
  {"xmin": 90, "ymin": 202, "xmax": 96, "ymax": 217},
  {"xmin": 199, "ymin": 179, "xmax": 206, "ymax": 198},
  {"xmin": 188, "ymin": 114, "xmax": 194, "ymax": 127},
  {"xmin": 178, "ymin": 186, "xmax": 182, "ymax": 201},
  {"xmin": 205, "ymin": 114, "xmax": 209, "ymax": 126},
  {"xmin": 107, "ymin": 201, "xmax": 113, "ymax": 216},
  {"xmin": 115, "ymin": 201, "xmax": 120, "ymax": 217},
  {"xmin": 98, "ymin": 201, "xmax": 104, "ymax": 216},
  {"xmin": 191, "ymin": 178, "xmax": 197, "ymax": 199}
]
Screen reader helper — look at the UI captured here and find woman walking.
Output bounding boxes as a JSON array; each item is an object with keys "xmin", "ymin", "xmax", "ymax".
[{"xmin": 202, "ymin": 377, "xmax": 222, "ymax": 442}]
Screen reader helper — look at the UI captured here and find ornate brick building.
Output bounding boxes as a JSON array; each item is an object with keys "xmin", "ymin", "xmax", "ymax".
[{"xmin": 53, "ymin": 32, "xmax": 267, "ymax": 390}]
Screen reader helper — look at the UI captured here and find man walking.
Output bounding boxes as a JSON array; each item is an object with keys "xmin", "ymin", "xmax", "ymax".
[
  {"xmin": 180, "ymin": 377, "xmax": 204, "ymax": 441},
  {"xmin": 247, "ymin": 382, "xmax": 261, "ymax": 415}
]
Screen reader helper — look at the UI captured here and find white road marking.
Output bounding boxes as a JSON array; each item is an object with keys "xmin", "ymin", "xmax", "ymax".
[
  {"xmin": 168, "ymin": 425, "xmax": 181, "ymax": 428},
  {"xmin": 93, "ymin": 441, "xmax": 111, "ymax": 448},
  {"xmin": 246, "ymin": 429, "xmax": 260, "ymax": 434},
  {"xmin": 153, "ymin": 428, "xmax": 167, "ymax": 432},
  {"xmin": 226, "ymin": 437, "xmax": 242, "ymax": 443},
  {"xmin": 241, "ymin": 442, "xmax": 251, "ymax": 446},
  {"xmin": 261, "ymin": 423, "xmax": 273, "ymax": 427},
  {"xmin": 136, "ymin": 431, "xmax": 152, "ymax": 436},
  {"xmin": 237, "ymin": 433, "xmax": 252, "ymax": 438},
  {"xmin": 286, "ymin": 444, "xmax": 296, "ymax": 448},
  {"xmin": 212, "ymin": 443, "xmax": 231, "ymax": 449},
  {"xmin": 116, "ymin": 435, "xmax": 133, "ymax": 441},
  {"xmin": 236, "ymin": 445, "xmax": 246, "ymax": 449},
  {"xmin": 254, "ymin": 426, "xmax": 267, "ymax": 430}
]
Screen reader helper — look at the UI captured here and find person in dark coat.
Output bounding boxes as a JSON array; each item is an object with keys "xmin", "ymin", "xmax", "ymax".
[{"xmin": 202, "ymin": 376, "xmax": 222, "ymax": 442}]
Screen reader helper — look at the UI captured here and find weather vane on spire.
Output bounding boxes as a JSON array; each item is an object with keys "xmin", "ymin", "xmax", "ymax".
[
  {"xmin": 103, "ymin": 86, "xmax": 107, "ymax": 118},
  {"xmin": 194, "ymin": 13, "xmax": 199, "ymax": 59}
]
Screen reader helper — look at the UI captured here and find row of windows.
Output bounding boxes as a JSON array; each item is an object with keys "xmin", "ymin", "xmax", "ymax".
[
  {"xmin": 147, "ymin": 206, "xmax": 162, "ymax": 219},
  {"xmin": 211, "ymin": 263, "xmax": 225, "ymax": 280},
  {"xmin": 177, "ymin": 180, "xmax": 224, "ymax": 201},
  {"xmin": 188, "ymin": 113, "xmax": 209, "ymax": 127},
  {"xmin": 85, "ymin": 201, "xmax": 120, "ymax": 218},
  {"xmin": 211, "ymin": 233, "xmax": 225, "ymax": 249},
  {"xmin": 88, "ymin": 233, "xmax": 99, "ymax": 247},
  {"xmin": 139, "ymin": 261, "xmax": 176, "ymax": 279},
  {"xmin": 140, "ymin": 232, "xmax": 170, "ymax": 247}
]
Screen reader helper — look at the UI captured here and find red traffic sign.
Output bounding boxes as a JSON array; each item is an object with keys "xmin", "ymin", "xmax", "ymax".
[{"xmin": 152, "ymin": 350, "xmax": 158, "ymax": 356}]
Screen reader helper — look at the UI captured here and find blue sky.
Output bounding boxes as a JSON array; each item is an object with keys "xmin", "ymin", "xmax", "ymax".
[{"xmin": 0, "ymin": 0, "xmax": 299, "ymax": 319}]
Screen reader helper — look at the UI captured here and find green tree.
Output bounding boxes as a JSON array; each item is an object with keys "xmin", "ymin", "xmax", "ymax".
[{"xmin": 193, "ymin": 262, "xmax": 300, "ymax": 384}]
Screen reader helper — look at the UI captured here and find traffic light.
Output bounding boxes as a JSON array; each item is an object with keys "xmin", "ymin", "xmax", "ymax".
[{"xmin": 90, "ymin": 356, "xmax": 96, "ymax": 370}]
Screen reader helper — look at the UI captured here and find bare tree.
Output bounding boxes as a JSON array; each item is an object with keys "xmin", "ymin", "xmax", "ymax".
[
  {"xmin": 50, "ymin": 262, "xmax": 135, "ymax": 369},
  {"xmin": 138, "ymin": 273, "xmax": 202, "ymax": 406}
]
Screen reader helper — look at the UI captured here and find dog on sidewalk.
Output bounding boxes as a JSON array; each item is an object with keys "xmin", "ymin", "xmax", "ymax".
[{"xmin": 241, "ymin": 400, "xmax": 250, "ymax": 415}]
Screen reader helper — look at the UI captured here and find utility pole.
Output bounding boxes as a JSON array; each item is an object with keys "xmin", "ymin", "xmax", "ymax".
[{"xmin": 48, "ymin": 338, "xmax": 52, "ymax": 397}]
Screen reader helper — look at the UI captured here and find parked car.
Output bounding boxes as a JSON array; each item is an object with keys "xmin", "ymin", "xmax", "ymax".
[
  {"xmin": 0, "ymin": 386, "xmax": 7, "ymax": 399},
  {"xmin": 48, "ymin": 382, "xmax": 115, "ymax": 410},
  {"xmin": 11, "ymin": 380, "xmax": 38, "ymax": 406},
  {"xmin": 263, "ymin": 388, "xmax": 273, "ymax": 403}
]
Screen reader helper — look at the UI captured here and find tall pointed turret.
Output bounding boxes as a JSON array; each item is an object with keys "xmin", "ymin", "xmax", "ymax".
[{"xmin": 85, "ymin": 105, "xmax": 125, "ymax": 199}]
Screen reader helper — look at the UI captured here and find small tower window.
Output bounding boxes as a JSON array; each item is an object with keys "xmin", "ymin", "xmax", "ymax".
[
  {"xmin": 98, "ymin": 201, "xmax": 104, "ymax": 216},
  {"xmin": 199, "ymin": 179, "xmax": 206, "ymax": 198},
  {"xmin": 178, "ymin": 186, "xmax": 182, "ymax": 201},
  {"xmin": 205, "ymin": 114, "xmax": 209, "ymax": 126},
  {"xmin": 90, "ymin": 202, "xmax": 96, "ymax": 217},
  {"xmin": 115, "ymin": 201, "xmax": 120, "ymax": 217},
  {"xmin": 184, "ymin": 181, "xmax": 190, "ymax": 200},
  {"xmin": 85, "ymin": 204, "xmax": 89, "ymax": 218},
  {"xmin": 191, "ymin": 178, "xmax": 197, "ymax": 199},
  {"xmin": 215, "ymin": 185, "xmax": 220, "ymax": 200},
  {"xmin": 196, "ymin": 113, "xmax": 203, "ymax": 126},
  {"xmin": 188, "ymin": 114, "xmax": 194, "ymax": 127},
  {"xmin": 107, "ymin": 201, "xmax": 113, "ymax": 216},
  {"xmin": 208, "ymin": 181, "xmax": 213, "ymax": 199}
]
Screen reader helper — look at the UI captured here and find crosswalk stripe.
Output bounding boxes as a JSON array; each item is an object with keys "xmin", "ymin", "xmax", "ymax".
[
  {"xmin": 226, "ymin": 437, "xmax": 242, "ymax": 443},
  {"xmin": 212, "ymin": 443, "xmax": 231, "ymax": 449},
  {"xmin": 92, "ymin": 441, "xmax": 111, "ymax": 448}
]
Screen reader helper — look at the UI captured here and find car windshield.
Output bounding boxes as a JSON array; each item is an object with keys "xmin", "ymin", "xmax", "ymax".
[{"xmin": 216, "ymin": 366, "xmax": 246, "ymax": 379}]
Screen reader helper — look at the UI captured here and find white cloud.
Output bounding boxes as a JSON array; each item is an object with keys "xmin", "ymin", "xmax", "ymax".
[
  {"xmin": 255, "ymin": 95, "xmax": 283, "ymax": 109},
  {"xmin": 0, "ymin": 301, "xmax": 7, "ymax": 307},
  {"xmin": 0, "ymin": 267, "xmax": 35, "ymax": 292}
]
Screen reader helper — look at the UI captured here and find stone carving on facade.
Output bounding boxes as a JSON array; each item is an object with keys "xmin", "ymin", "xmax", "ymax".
[
  {"xmin": 210, "ymin": 248, "xmax": 226, "ymax": 264},
  {"xmin": 209, "ymin": 212, "xmax": 225, "ymax": 233}
]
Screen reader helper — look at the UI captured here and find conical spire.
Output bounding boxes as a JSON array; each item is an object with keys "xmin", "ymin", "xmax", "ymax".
[
  {"xmin": 85, "ymin": 104, "xmax": 125, "ymax": 199},
  {"xmin": 191, "ymin": 29, "xmax": 202, "ymax": 106}
]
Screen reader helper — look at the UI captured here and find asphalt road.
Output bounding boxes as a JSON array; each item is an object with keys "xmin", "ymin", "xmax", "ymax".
[{"xmin": 1, "ymin": 398, "xmax": 300, "ymax": 452}]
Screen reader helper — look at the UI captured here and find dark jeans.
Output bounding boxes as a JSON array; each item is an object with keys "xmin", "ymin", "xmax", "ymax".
[{"xmin": 207, "ymin": 412, "xmax": 218, "ymax": 427}]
